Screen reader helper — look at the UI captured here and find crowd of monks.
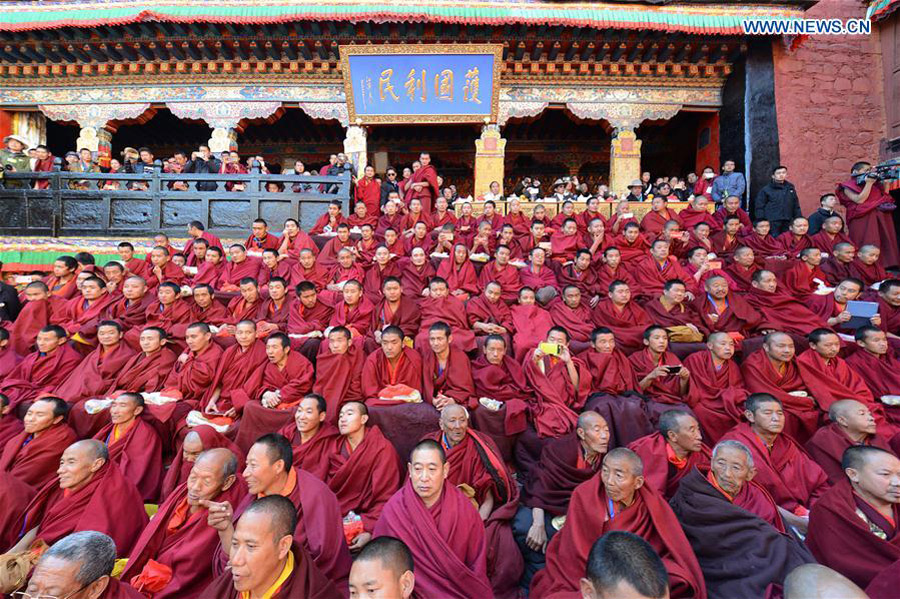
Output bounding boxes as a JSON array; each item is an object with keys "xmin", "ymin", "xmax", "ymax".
[{"xmin": 2, "ymin": 173, "xmax": 900, "ymax": 599}]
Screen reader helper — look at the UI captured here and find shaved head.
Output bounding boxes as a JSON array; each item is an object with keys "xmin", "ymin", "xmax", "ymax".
[
  {"xmin": 577, "ymin": 410, "xmax": 604, "ymax": 431},
  {"xmin": 784, "ymin": 564, "xmax": 868, "ymax": 599}
]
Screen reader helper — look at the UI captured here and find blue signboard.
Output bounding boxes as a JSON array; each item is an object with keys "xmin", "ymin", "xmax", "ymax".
[{"xmin": 341, "ymin": 44, "xmax": 501, "ymax": 124}]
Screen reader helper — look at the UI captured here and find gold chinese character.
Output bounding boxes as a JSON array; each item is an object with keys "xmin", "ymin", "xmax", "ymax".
[
  {"xmin": 434, "ymin": 69, "xmax": 454, "ymax": 101},
  {"xmin": 405, "ymin": 68, "xmax": 427, "ymax": 102},
  {"xmin": 378, "ymin": 69, "xmax": 399, "ymax": 102},
  {"xmin": 463, "ymin": 67, "xmax": 482, "ymax": 104}
]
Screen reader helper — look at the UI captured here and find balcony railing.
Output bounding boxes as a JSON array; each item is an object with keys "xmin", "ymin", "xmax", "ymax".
[{"xmin": 0, "ymin": 163, "xmax": 351, "ymax": 237}]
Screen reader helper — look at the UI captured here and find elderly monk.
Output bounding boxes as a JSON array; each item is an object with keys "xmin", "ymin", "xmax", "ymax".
[
  {"xmin": 424, "ymin": 404, "xmax": 522, "ymax": 598},
  {"xmin": 722, "ymin": 393, "xmax": 828, "ymax": 537},
  {"xmin": 745, "ymin": 270, "xmax": 825, "ymax": 337},
  {"xmin": 420, "ymin": 321, "xmax": 475, "ymax": 410},
  {"xmin": 122, "ymin": 448, "xmax": 245, "ymax": 599},
  {"xmin": 531, "ymin": 448, "xmax": 706, "ymax": 599},
  {"xmin": 683, "ymin": 332, "xmax": 748, "ymax": 442},
  {"xmin": 327, "ymin": 401, "xmax": 401, "ymax": 548},
  {"xmin": 631, "ymin": 239, "xmax": 699, "ymax": 298},
  {"xmin": 547, "ymin": 286, "xmax": 595, "ymax": 352},
  {"xmin": 53, "ymin": 320, "xmax": 135, "ymax": 403},
  {"xmin": 22, "ymin": 531, "xmax": 144, "ymax": 599},
  {"xmin": 362, "ymin": 325, "xmax": 423, "ymax": 406},
  {"xmin": 373, "ymin": 440, "xmax": 493, "ymax": 599},
  {"xmin": 723, "ymin": 246, "xmax": 760, "ymax": 293},
  {"xmin": 784, "ymin": 564, "xmax": 871, "ymax": 599},
  {"xmin": 235, "ymin": 333, "xmax": 314, "ymax": 451},
  {"xmin": 0, "ymin": 325, "xmax": 83, "ymax": 409},
  {"xmin": 164, "ymin": 322, "xmax": 223, "ymax": 405},
  {"xmin": 630, "ymin": 326, "xmax": 692, "ymax": 423},
  {"xmin": 314, "ymin": 327, "xmax": 364, "ymax": 422},
  {"xmin": 160, "ymin": 425, "xmax": 242, "ymax": 502},
  {"xmin": 807, "ymin": 446, "xmax": 900, "ymax": 591},
  {"xmin": 467, "ymin": 281, "xmax": 515, "ymax": 349},
  {"xmin": 1, "ymin": 396, "xmax": 75, "ymax": 489},
  {"xmin": 578, "ymin": 532, "xmax": 670, "ymax": 599},
  {"xmin": 203, "ymin": 320, "xmax": 269, "ymax": 418},
  {"xmin": 287, "ymin": 281, "xmax": 334, "ymax": 358},
  {"xmin": 806, "ymin": 399, "xmax": 897, "ymax": 485},
  {"xmin": 277, "ymin": 394, "xmax": 341, "ymax": 481},
  {"xmin": 123, "ymin": 282, "xmax": 192, "ymax": 351},
  {"xmin": 348, "ymin": 536, "xmax": 416, "ymax": 599},
  {"xmin": 8, "ymin": 281, "xmax": 59, "ymax": 357},
  {"xmin": 52, "ymin": 275, "xmax": 118, "ymax": 350},
  {"xmin": 92, "ymin": 392, "xmax": 163, "ymax": 501},
  {"xmin": 414, "ymin": 277, "xmax": 476, "ymax": 352},
  {"xmin": 477, "ymin": 245, "xmax": 522, "ymax": 304},
  {"xmin": 670, "ymin": 441, "xmax": 815, "ymax": 599},
  {"xmin": 629, "ymin": 411, "xmax": 711, "ymax": 499},
  {"xmin": 693, "ymin": 275, "xmax": 762, "ymax": 343},
  {"xmin": 11, "ymin": 440, "xmax": 147, "ymax": 556},
  {"xmin": 366, "ymin": 277, "xmax": 420, "ymax": 354},
  {"xmin": 740, "ymin": 332, "xmax": 820, "ymax": 443},
  {"xmin": 846, "ymin": 326, "xmax": 900, "ymax": 426},
  {"xmin": 515, "ymin": 413, "xmax": 610, "ymax": 589},
  {"xmin": 590, "ymin": 281, "xmax": 652, "ymax": 354},
  {"xmin": 206, "ymin": 434, "xmax": 351, "ymax": 587},
  {"xmin": 199, "ymin": 495, "xmax": 341, "ymax": 599}
]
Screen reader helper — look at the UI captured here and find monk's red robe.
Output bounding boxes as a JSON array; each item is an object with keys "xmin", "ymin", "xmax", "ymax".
[
  {"xmin": 190, "ymin": 260, "xmax": 224, "ymax": 287},
  {"xmin": 287, "ymin": 299, "xmax": 333, "ymax": 336},
  {"xmin": 740, "ymin": 350, "xmax": 820, "ymax": 442},
  {"xmin": 523, "ymin": 350, "xmax": 591, "ymax": 438},
  {"xmin": 628, "ymin": 432, "xmax": 711, "ymax": 499},
  {"xmin": 19, "ymin": 461, "xmax": 148, "ymax": 555},
  {"xmin": 810, "ymin": 229, "xmax": 853, "ymax": 254},
  {"xmin": 314, "ymin": 345, "xmax": 364, "ymax": 424},
  {"xmin": 374, "ymin": 480, "xmax": 493, "ymax": 599},
  {"xmin": 0, "ymin": 411, "xmax": 23, "ymax": 449},
  {"xmin": 846, "ymin": 349, "xmax": 900, "ymax": 427},
  {"xmin": 200, "ymin": 543, "xmax": 341, "ymax": 599},
  {"xmin": 679, "ymin": 205, "xmax": 715, "ymax": 231},
  {"xmin": 221, "ymin": 295, "xmax": 261, "ymax": 329},
  {"xmin": 682, "ymin": 351, "xmax": 747, "ymax": 442},
  {"xmin": 245, "ymin": 232, "xmax": 281, "ymax": 252},
  {"xmin": 106, "ymin": 348, "xmax": 178, "ymax": 395},
  {"xmin": 837, "ymin": 177, "xmax": 900, "ymax": 267},
  {"xmin": 612, "ymin": 233, "xmax": 651, "ymax": 267},
  {"xmin": 0, "ymin": 423, "xmax": 76, "ymax": 489},
  {"xmin": 820, "ymin": 256, "xmax": 855, "ymax": 286},
  {"xmin": 510, "ymin": 303, "xmax": 553, "ymax": 362},
  {"xmin": 315, "ymin": 238, "xmax": 353, "ymax": 273},
  {"xmin": 709, "ymin": 231, "xmax": 742, "ymax": 263},
  {"xmin": 367, "ymin": 297, "xmax": 420, "ymax": 350},
  {"xmin": 0, "ymin": 345, "xmax": 23, "ymax": 381},
  {"xmin": 415, "ymin": 295, "xmax": 476, "ymax": 352},
  {"xmin": 467, "ymin": 293, "xmax": 515, "ymax": 334},
  {"xmin": 0, "ymin": 344, "xmax": 83, "ymax": 408},
  {"xmin": 100, "ymin": 579, "xmax": 145, "ymax": 599},
  {"xmin": 640, "ymin": 209, "xmax": 683, "ymax": 237},
  {"xmin": 629, "ymin": 349, "xmax": 685, "ymax": 405},
  {"xmin": 518, "ymin": 264, "xmax": 559, "ymax": 294},
  {"xmin": 712, "ymin": 206, "xmax": 752, "ymax": 231},
  {"xmin": 202, "ymin": 340, "xmax": 269, "ymax": 414},
  {"xmin": 122, "ymin": 256, "xmax": 151, "ymax": 279},
  {"xmin": 781, "ymin": 262, "xmax": 828, "ymax": 297},
  {"xmin": 328, "ymin": 299, "xmax": 375, "ymax": 340},
  {"xmin": 280, "ymin": 230, "xmax": 319, "ymax": 261},
  {"xmin": 256, "ymin": 259, "xmax": 296, "ymax": 288},
  {"xmin": 292, "ymin": 263, "xmax": 330, "ymax": 294},
  {"xmin": 435, "ymin": 257, "xmax": 480, "ymax": 298},
  {"xmin": 850, "ymin": 258, "xmax": 888, "ymax": 287},
  {"xmin": 183, "ymin": 232, "xmax": 223, "ymax": 266},
  {"xmin": 693, "ymin": 292, "xmax": 762, "ymax": 338},
  {"xmin": 477, "ymin": 212, "xmax": 504, "ymax": 234},
  {"xmin": 807, "ymin": 477, "xmax": 900, "ymax": 590},
  {"xmin": 547, "ymin": 298, "xmax": 594, "ymax": 344},
  {"xmin": 556, "ymin": 264, "xmax": 602, "ymax": 298},
  {"xmin": 95, "ymin": 418, "xmax": 163, "ymax": 501},
  {"xmin": 53, "ymin": 342, "xmax": 135, "ymax": 403},
  {"xmin": 531, "ymin": 475, "xmax": 706, "ymax": 599},
  {"xmin": 723, "ymin": 262, "xmax": 759, "ymax": 293},
  {"xmin": 41, "ymin": 274, "xmax": 78, "ymax": 300},
  {"xmin": 737, "ymin": 230, "xmax": 785, "ymax": 262},
  {"xmin": 580, "ymin": 348, "xmax": 639, "ymax": 396},
  {"xmin": 146, "ymin": 261, "xmax": 186, "ymax": 289},
  {"xmin": 631, "ymin": 255, "xmax": 699, "ymax": 297},
  {"xmin": 326, "ymin": 426, "xmax": 401, "ymax": 532},
  {"xmin": 255, "ymin": 296, "xmax": 293, "ymax": 335},
  {"xmin": 643, "ymin": 298, "xmax": 707, "ymax": 334},
  {"xmin": 776, "ymin": 231, "xmax": 813, "ymax": 257},
  {"xmin": 375, "ymin": 213, "xmax": 404, "ymax": 239},
  {"xmin": 160, "ymin": 424, "xmax": 243, "ymax": 502},
  {"xmin": 590, "ymin": 300, "xmax": 651, "ymax": 354},
  {"xmin": 163, "ymin": 343, "xmax": 224, "ymax": 404},
  {"xmin": 878, "ymin": 297, "xmax": 900, "ymax": 338},
  {"xmin": 806, "ymin": 422, "xmax": 895, "ymax": 485},
  {"xmin": 722, "ymin": 422, "xmax": 828, "ymax": 513},
  {"xmin": 471, "ymin": 355, "xmax": 530, "ymax": 437},
  {"xmin": 477, "ymin": 261, "xmax": 522, "ymax": 304},
  {"xmin": 419, "ymin": 347, "xmax": 475, "ymax": 407},
  {"xmin": 0, "ymin": 472, "xmax": 34, "ymax": 550},
  {"xmin": 523, "ymin": 432, "xmax": 599, "ymax": 519},
  {"xmin": 124, "ymin": 299, "xmax": 192, "ymax": 350},
  {"xmin": 402, "ymin": 232, "xmax": 435, "ymax": 256},
  {"xmin": 362, "ymin": 261, "xmax": 401, "ymax": 305},
  {"xmin": 548, "ymin": 232, "xmax": 579, "ymax": 263},
  {"xmin": 361, "ymin": 347, "xmax": 423, "ymax": 405},
  {"xmin": 53, "ymin": 292, "xmax": 119, "ymax": 347},
  {"xmin": 744, "ymin": 287, "xmax": 825, "ymax": 337},
  {"xmin": 215, "ymin": 257, "xmax": 261, "ymax": 289},
  {"xmin": 278, "ymin": 423, "xmax": 341, "ymax": 481}
]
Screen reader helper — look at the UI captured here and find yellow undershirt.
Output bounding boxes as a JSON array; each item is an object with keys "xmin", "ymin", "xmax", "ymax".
[{"xmin": 240, "ymin": 550, "xmax": 294, "ymax": 599}]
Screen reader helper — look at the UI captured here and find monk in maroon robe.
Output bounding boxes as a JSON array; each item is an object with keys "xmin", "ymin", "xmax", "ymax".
[
  {"xmin": 631, "ymin": 239, "xmax": 700, "ymax": 298},
  {"xmin": 722, "ymin": 394, "xmax": 828, "ymax": 536},
  {"xmin": 435, "ymin": 243, "xmax": 480, "ymax": 300},
  {"xmin": 511, "ymin": 287, "xmax": 554, "ymax": 362},
  {"xmin": 807, "ymin": 446, "xmax": 900, "ymax": 590},
  {"xmin": 531, "ymin": 448, "xmax": 706, "ymax": 599},
  {"xmin": 419, "ymin": 321, "xmax": 475, "ymax": 410},
  {"xmin": 404, "ymin": 152, "xmax": 439, "ymax": 213},
  {"xmin": 477, "ymin": 246, "xmax": 522, "ymax": 304},
  {"xmin": 723, "ymin": 246, "xmax": 760, "ymax": 292},
  {"xmin": 628, "ymin": 412, "xmax": 711, "ymax": 499},
  {"xmin": 518, "ymin": 248, "xmax": 559, "ymax": 303},
  {"xmin": 0, "ymin": 328, "xmax": 22, "ymax": 379},
  {"xmin": 547, "ymin": 287, "xmax": 594, "ymax": 351},
  {"xmin": 640, "ymin": 197, "xmax": 683, "ymax": 237},
  {"xmin": 591, "ymin": 281, "xmax": 652, "ymax": 354},
  {"xmin": 362, "ymin": 246, "xmax": 402, "ymax": 305},
  {"xmin": 309, "ymin": 201, "xmax": 347, "ymax": 236},
  {"xmin": 643, "ymin": 279, "xmax": 707, "ymax": 339},
  {"xmin": 851, "ymin": 244, "xmax": 889, "ymax": 287},
  {"xmin": 837, "ymin": 164, "xmax": 900, "ymax": 267},
  {"xmin": 278, "ymin": 218, "xmax": 319, "ymax": 261},
  {"xmin": 123, "ymin": 282, "xmax": 192, "ymax": 351},
  {"xmin": 693, "ymin": 275, "xmax": 763, "ymax": 343},
  {"xmin": 13, "ymin": 440, "xmax": 148, "ymax": 556},
  {"xmin": 160, "ymin": 424, "xmax": 243, "ymax": 502},
  {"xmin": 103, "ymin": 275, "xmax": 154, "ymax": 335},
  {"xmin": 1, "ymin": 397, "xmax": 75, "ymax": 490},
  {"xmin": 54, "ymin": 320, "xmax": 135, "ymax": 403},
  {"xmin": 191, "ymin": 248, "xmax": 225, "ymax": 287},
  {"xmin": 254, "ymin": 277, "xmax": 293, "ymax": 337},
  {"xmin": 201, "ymin": 321, "xmax": 269, "ymax": 419},
  {"xmin": 781, "ymin": 248, "xmax": 829, "ymax": 298},
  {"xmin": 471, "ymin": 336, "xmax": 531, "ymax": 453},
  {"xmin": 316, "ymin": 225, "xmax": 355, "ymax": 272},
  {"xmin": 245, "ymin": 218, "xmax": 282, "ymax": 252},
  {"xmin": 327, "ymin": 280, "xmax": 374, "ymax": 345},
  {"xmin": 468, "ymin": 281, "xmax": 515, "ymax": 347},
  {"xmin": 292, "ymin": 248, "xmax": 329, "ymax": 293},
  {"xmin": 0, "ymin": 391, "xmax": 23, "ymax": 448},
  {"xmin": 277, "ymin": 394, "xmax": 341, "ymax": 481},
  {"xmin": 361, "ymin": 326, "xmax": 423, "ymax": 406},
  {"xmin": 312, "ymin": 327, "xmax": 364, "ymax": 425},
  {"xmin": 286, "ymin": 281, "xmax": 333, "ymax": 357},
  {"xmin": 40, "ymin": 256, "xmax": 79, "ymax": 300},
  {"xmin": 810, "ymin": 214, "xmax": 853, "ymax": 254},
  {"xmin": 164, "ymin": 322, "xmax": 224, "ymax": 406},
  {"xmin": 745, "ymin": 270, "xmax": 825, "ymax": 338},
  {"xmin": 846, "ymin": 326, "xmax": 900, "ymax": 427},
  {"xmin": 52, "ymin": 275, "xmax": 118, "ymax": 350},
  {"xmin": 216, "ymin": 244, "xmax": 262, "ymax": 292},
  {"xmin": 630, "ymin": 326, "xmax": 692, "ymax": 423},
  {"xmin": 820, "ymin": 242, "xmax": 857, "ymax": 285},
  {"xmin": 683, "ymin": 333, "xmax": 748, "ymax": 442},
  {"xmin": 145, "ymin": 246, "xmax": 186, "ymax": 289},
  {"xmin": 415, "ymin": 278, "xmax": 476, "ymax": 352},
  {"xmin": 365, "ymin": 277, "xmax": 420, "ymax": 353},
  {"xmin": 0, "ymin": 325, "xmax": 83, "ymax": 409},
  {"xmin": 0, "ymin": 470, "xmax": 33, "ymax": 552}
]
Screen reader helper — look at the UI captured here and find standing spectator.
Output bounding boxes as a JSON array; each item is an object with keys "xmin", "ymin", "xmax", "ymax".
[
  {"xmin": 67, "ymin": 147, "xmax": 98, "ymax": 190},
  {"xmin": 32, "ymin": 145, "xmax": 54, "ymax": 190},
  {"xmin": 754, "ymin": 165, "xmax": 801, "ymax": 237},
  {"xmin": 807, "ymin": 193, "xmax": 839, "ymax": 235},
  {"xmin": 355, "ymin": 164, "xmax": 381, "ymax": 217},
  {"xmin": 290, "ymin": 159, "xmax": 312, "ymax": 193},
  {"xmin": 380, "ymin": 166, "xmax": 400, "ymax": 207},
  {"xmin": 711, "ymin": 159, "xmax": 746, "ymax": 206},
  {"xmin": 624, "ymin": 179, "xmax": 645, "ymax": 202},
  {"xmin": 184, "ymin": 144, "xmax": 222, "ymax": 191}
]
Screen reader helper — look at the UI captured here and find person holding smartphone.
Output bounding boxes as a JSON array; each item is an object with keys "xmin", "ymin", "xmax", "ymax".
[{"xmin": 630, "ymin": 325, "xmax": 691, "ymax": 424}]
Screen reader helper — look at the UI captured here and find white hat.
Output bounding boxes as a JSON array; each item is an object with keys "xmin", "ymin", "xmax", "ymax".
[
  {"xmin": 629, "ymin": 179, "xmax": 643, "ymax": 187},
  {"xmin": 3, "ymin": 134, "xmax": 30, "ymax": 149}
]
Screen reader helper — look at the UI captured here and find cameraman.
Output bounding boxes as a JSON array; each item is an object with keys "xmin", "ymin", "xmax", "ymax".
[
  {"xmin": 184, "ymin": 144, "xmax": 222, "ymax": 191},
  {"xmin": 836, "ymin": 161, "xmax": 899, "ymax": 266}
]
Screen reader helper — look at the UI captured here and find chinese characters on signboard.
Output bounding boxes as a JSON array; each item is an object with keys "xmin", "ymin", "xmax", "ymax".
[{"xmin": 340, "ymin": 45, "xmax": 501, "ymax": 124}]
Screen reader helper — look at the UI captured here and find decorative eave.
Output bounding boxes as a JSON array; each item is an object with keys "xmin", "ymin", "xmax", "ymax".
[
  {"xmin": 868, "ymin": 0, "xmax": 900, "ymax": 21},
  {"xmin": 0, "ymin": 0, "xmax": 810, "ymax": 35}
]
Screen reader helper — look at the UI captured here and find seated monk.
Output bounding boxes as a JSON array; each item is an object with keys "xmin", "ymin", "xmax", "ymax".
[
  {"xmin": 185, "ymin": 284, "xmax": 229, "ymax": 329},
  {"xmin": 692, "ymin": 276, "xmax": 762, "ymax": 346},
  {"xmin": 846, "ymin": 326, "xmax": 900, "ymax": 426},
  {"xmin": 365, "ymin": 276, "xmax": 420, "ymax": 354},
  {"xmin": 670, "ymin": 441, "xmax": 815, "ymax": 598},
  {"xmin": 279, "ymin": 217, "xmax": 320, "ymax": 262},
  {"xmin": 53, "ymin": 320, "xmax": 135, "ymax": 403},
  {"xmin": 160, "ymin": 424, "xmax": 242, "ymax": 502},
  {"xmin": 191, "ymin": 246, "xmax": 225, "ymax": 287},
  {"xmin": 287, "ymin": 281, "xmax": 334, "ymax": 359},
  {"xmin": 254, "ymin": 276, "xmax": 293, "ymax": 337},
  {"xmin": 547, "ymin": 286, "xmax": 595, "ymax": 352},
  {"xmin": 163, "ymin": 322, "xmax": 224, "ymax": 407},
  {"xmin": 424, "ymin": 405, "xmax": 522, "ymax": 599},
  {"xmin": 206, "ymin": 434, "xmax": 351, "ymax": 587},
  {"xmin": 807, "ymin": 446, "xmax": 900, "ymax": 591},
  {"xmin": 514, "ymin": 413, "xmax": 610, "ymax": 589},
  {"xmin": 202, "ymin": 320, "xmax": 269, "ymax": 420},
  {"xmin": 806, "ymin": 399, "xmax": 897, "ymax": 485},
  {"xmin": 348, "ymin": 536, "xmax": 416, "ymax": 599},
  {"xmin": 642, "ymin": 279, "xmax": 707, "ymax": 344},
  {"xmin": 518, "ymin": 247, "xmax": 558, "ymax": 306},
  {"xmin": 419, "ymin": 321, "xmax": 475, "ymax": 410},
  {"xmin": 629, "ymin": 410, "xmax": 711, "ymax": 499},
  {"xmin": 37, "ymin": 256, "xmax": 77, "ymax": 300},
  {"xmin": 630, "ymin": 325, "xmax": 692, "ymax": 424},
  {"xmin": 218, "ymin": 246, "xmax": 266, "ymax": 292},
  {"xmin": 121, "ymin": 448, "xmax": 245, "ymax": 599},
  {"xmin": 198, "ymin": 495, "xmax": 341, "ymax": 599},
  {"xmin": 52, "ymin": 274, "xmax": 118, "ymax": 351},
  {"xmin": 877, "ymin": 278, "xmax": 900, "ymax": 341},
  {"xmin": 21, "ymin": 531, "xmax": 145, "ymax": 599},
  {"xmin": 723, "ymin": 246, "xmax": 760, "ymax": 293},
  {"xmin": 511, "ymin": 286, "xmax": 554, "ymax": 362},
  {"xmin": 0, "ymin": 324, "xmax": 83, "ymax": 410},
  {"xmin": 361, "ymin": 325, "xmax": 423, "ymax": 406},
  {"xmin": 326, "ymin": 402, "xmax": 402, "ymax": 550},
  {"xmin": 317, "ymin": 224, "xmax": 355, "ymax": 272},
  {"xmin": 591, "ymin": 281, "xmax": 652, "ymax": 354},
  {"xmin": 235, "ymin": 332, "xmax": 314, "ymax": 452},
  {"xmin": 363, "ymin": 245, "xmax": 402, "ymax": 305},
  {"xmin": 549, "ymin": 218, "xmax": 580, "ymax": 264},
  {"xmin": 277, "ymin": 394, "xmax": 341, "ymax": 481},
  {"xmin": 217, "ymin": 278, "xmax": 263, "ymax": 340},
  {"xmin": 327, "ymin": 279, "xmax": 375, "ymax": 345},
  {"xmin": 530, "ymin": 448, "xmax": 706, "ymax": 599},
  {"xmin": 477, "ymin": 245, "xmax": 522, "ymax": 304},
  {"xmin": 123, "ymin": 282, "xmax": 192, "ymax": 351},
  {"xmin": 257, "ymin": 248, "xmax": 295, "ymax": 289},
  {"xmin": 145, "ymin": 245, "xmax": 185, "ymax": 289},
  {"xmin": 0, "ymin": 328, "xmax": 23, "ymax": 381},
  {"xmin": 0, "ymin": 397, "xmax": 75, "ymax": 490},
  {"xmin": 682, "ymin": 332, "xmax": 748, "ymax": 442},
  {"xmin": 10, "ymin": 440, "xmax": 148, "ymax": 556},
  {"xmin": 245, "ymin": 217, "xmax": 281, "ymax": 253},
  {"xmin": 467, "ymin": 281, "xmax": 515, "ymax": 349},
  {"xmin": 578, "ymin": 531, "xmax": 672, "ymax": 599},
  {"xmin": 808, "ymin": 278, "xmax": 874, "ymax": 337},
  {"xmin": 0, "ymin": 391, "xmax": 22, "ymax": 448},
  {"xmin": 595, "ymin": 247, "xmax": 635, "ymax": 301},
  {"xmin": 631, "ymin": 239, "xmax": 699, "ymax": 299},
  {"xmin": 810, "ymin": 213, "xmax": 853, "ymax": 255},
  {"xmin": 314, "ymin": 327, "xmax": 364, "ymax": 423},
  {"xmin": 850, "ymin": 244, "xmax": 889, "ymax": 288},
  {"xmin": 399, "ymin": 246, "xmax": 436, "ymax": 298},
  {"xmin": 556, "ymin": 249, "xmax": 603, "ymax": 303},
  {"xmin": 436, "ymin": 242, "xmax": 481, "ymax": 301},
  {"xmin": 8, "ymin": 281, "xmax": 59, "ymax": 356},
  {"xmin": 373, "ymin": 439, "xmax": 493, "ymax": 598},
  {"xmin": 821, "ymin": 241, "xmax": 856, "ymax": 285},
  {"xmin": 722, "ymin": 393, "xmax": 829, "ymax": 538},
  {"xmin": 414, "ymin": 277, "xmax": 476, "ymax": 352},
  {"xmin": 92, "ymin": 392, "xmax": 163, "ymax": 502},
  {"xmin": 781, "ymin": 247, "xmax": 829, "ymax": 297},
  {"xmin": 745, "ymin": 270, "xmax": 825, "ymax": 338}
]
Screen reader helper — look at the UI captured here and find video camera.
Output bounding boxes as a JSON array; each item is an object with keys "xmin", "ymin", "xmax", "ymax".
[{"xmin": 854, "ymin": 158, "xmax": 900, "ymax": 185}]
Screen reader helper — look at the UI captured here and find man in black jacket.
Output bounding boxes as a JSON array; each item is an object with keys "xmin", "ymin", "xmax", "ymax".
[
  {"xmin": 754, "ymin": 165, "xmax": 801, "ymax": 237},
  {"xmin": 184, "ymin": 145, "xmax": 222, "ymax": 191},
  {"xmin": 0, "ymin": 261, "xmax": 21, "ymax": 322},
  {"xmin": 380, "ymin": 166, "xmax": 400, "ymax": 207}
]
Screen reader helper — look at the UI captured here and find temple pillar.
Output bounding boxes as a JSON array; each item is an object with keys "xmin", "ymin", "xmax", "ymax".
[
  {"xmin": 474, "ymin": 124, "xmax": 506, "ymax": 198},
  {"xmin": 343, "ymin": 125, "xmax": 367, "ymax": 178},
  {"xmin": 12, "ymin": 111, "xmax": 46, "ymax": 149},
  {"xmin": 209, "ymin": 127, "xmax": 238, "ymax": 153},
  {"xmin": 96, "ymin": 128, "xmax": 113, "ymax": 168},
  {"xmin": 609, "ymin": 128, "xmax": 642, "ymax": 198}
]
